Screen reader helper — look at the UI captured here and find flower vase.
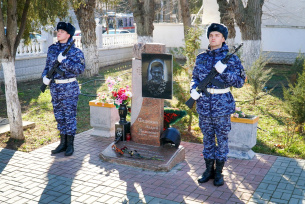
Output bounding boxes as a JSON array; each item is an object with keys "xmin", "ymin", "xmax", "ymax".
[{"xmin": 118, "ymin": 104, "xmax": 128, "ymax": 124}]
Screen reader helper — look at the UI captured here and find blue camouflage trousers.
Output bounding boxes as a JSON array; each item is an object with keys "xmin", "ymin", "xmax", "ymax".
[
  {"xmin": 51, "ymin": 82, "xmax": 79, "ymax": 136},
  {"xmin": 199, "ymin": 115, "xmax": 231, "ymax": 161}
]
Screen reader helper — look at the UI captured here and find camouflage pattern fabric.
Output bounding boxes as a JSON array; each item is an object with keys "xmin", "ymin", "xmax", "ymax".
[
  {"xmin": 191, "ymin": 43, "xmax": 245, "ymax": 117},
  {"xmin": 199, "ymin": 115, "xmax": 231, "ymax": 161},
  {"xmin": 191, "ymin": 43, "xmax": 245, "ymax": 161},
  {"xmin": 42, "ymin": 38, "xmax": 85, "ymax": 136}
]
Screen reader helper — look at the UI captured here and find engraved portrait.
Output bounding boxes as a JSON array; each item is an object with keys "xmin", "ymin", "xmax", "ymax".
[{"xmin": 142, "ymin": 53, "xmax": 173, "ymax": 99}]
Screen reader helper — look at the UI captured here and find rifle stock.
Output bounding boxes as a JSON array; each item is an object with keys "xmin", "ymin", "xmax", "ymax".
[
  {"xmin": 40, "ymin": 84, "xmax": 47, "ymax": 93},
  {"xmin": 185, "ymin": 97, "xmax": 195, "ymax": 109}
]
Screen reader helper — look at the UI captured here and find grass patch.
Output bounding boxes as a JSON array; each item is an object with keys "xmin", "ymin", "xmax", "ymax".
[{"xmin": 1, "ymin": 62, "xmax": 305, "ymax": 159}]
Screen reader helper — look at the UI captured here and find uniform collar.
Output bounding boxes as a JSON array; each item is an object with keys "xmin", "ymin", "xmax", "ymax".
[
  {"xmin": 207, "ymin": 43, "xmax": 229, "ymax": 56},
  {"xmin": 56, "ymin": 38, "xmax": 73, "ymax": 47}
]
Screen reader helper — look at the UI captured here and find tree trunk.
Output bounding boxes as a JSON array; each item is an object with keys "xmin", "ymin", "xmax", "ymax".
[
  {"xmin": 217, "ymin": 0, "xmax": 236, "ymax": 51},
  {"xmin": 129, "ymin": 0, "xmax": 155, "ymax": 43},
  {"xmin": 2, "ymin": 59, "xmax": 24, "ymax": 139},
  {"xmin": 0, "ymin": 0, "xmax": 30, "ymax": 140},
  {"xmin": 74, "ymin": 0, "xmax": 99, "ymax": 77},
  {"xmin": 230, "ymin": 0, "xmax": 264, "ymax": 69},
  {"xmin": 179, "ymin": 0, "xmax": 191, "ymax": 37}
]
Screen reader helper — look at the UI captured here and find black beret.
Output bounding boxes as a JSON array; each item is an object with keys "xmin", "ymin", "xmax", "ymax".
[
  {"xmin": 57, "ymin": 22, "xmax": 75, "ymax": 37},
  {"xmin": 207, "ymin": 23, "xmax": 228, "ymax": 40}
]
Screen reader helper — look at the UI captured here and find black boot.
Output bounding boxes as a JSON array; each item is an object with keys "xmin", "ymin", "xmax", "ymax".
[
  {"xmin": 198, "ymin": 159, "xmax": 215, "ymax": 183},
  {"xmin": 214, "ymin": 160, "xmax": 225, "ymax": 186},
  {"xmin": 51, "ymin": 134, "xmax": 67, "ymax": 154},
  {"xmin": 65, "ymin": 135, "xmax": 74, "ymax": 156}
]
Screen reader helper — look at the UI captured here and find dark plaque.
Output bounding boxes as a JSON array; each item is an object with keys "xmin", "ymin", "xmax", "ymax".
[
  {"xmin": 115, "ymin": 122, "xmax": 130, "ymax": 142},
  {"xmin": 142, "ymin": 53, "xmax": 173, "ymax": 99}
]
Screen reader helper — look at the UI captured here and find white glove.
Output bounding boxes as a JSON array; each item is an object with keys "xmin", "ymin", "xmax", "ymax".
[
  {"xmin": 190, "ymin": 89, "xmax": 202, "ymax": 100},
  {"xmin": 43, "ymin": 76, "xmax": 51, "ymax": 85},
  {"xmin": 57, "ymin": 53, "xmax": 67, "ymax": 63},
  {"xmin": 215, "ymin": 60, "xmax": 227, "ymax": 74}
]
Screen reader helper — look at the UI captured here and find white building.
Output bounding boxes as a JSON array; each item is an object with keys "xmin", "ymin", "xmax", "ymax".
[{"xmin": 153, "ymin": 0, "xmax": 305, "ymax": 64}]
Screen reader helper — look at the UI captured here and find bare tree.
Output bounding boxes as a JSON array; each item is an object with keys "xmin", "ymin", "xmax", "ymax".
[
  {"xmin": 229, "ymin": 0, "xmax": 264, "ymax": 69},
  {"xmin": 73, "ymin": 0, "xmax": 99, "ymax": 77},
  {"xmin": 98, "ymin": 0, "xmax": 121, "ymax": 34},
  {"xmin": 217, "ymin": 0, "xmax": 236, "ymax": 50},
  {"xmin": 128, "ymin": 0, "xmax": 155, "ymax": 43},
  {"xmin": 179, "ymin": 0, "xmax": 191, "ymax": 37}
]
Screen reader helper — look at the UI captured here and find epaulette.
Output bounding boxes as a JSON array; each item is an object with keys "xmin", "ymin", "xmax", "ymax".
[{"xmin": 196, "ymin": 50, "xmax": 207, "ymax": 58}]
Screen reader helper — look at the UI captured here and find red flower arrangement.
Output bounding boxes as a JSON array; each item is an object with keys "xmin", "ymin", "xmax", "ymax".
[{"xmin": 163, "ymin": 108, "xmax": 187, "ymax": 131}]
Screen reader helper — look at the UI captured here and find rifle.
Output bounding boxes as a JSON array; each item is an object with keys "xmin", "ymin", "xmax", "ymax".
[
  {"xmin": 185, "ymin": 43, "xmax": 243, "ymax": 109},
  {"xmin": 40, "ymin": 39, "xmax": 75, "ymax": 93}
]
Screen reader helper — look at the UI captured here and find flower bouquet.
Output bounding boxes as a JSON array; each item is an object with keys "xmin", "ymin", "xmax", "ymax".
[
  {"xmin": 231, "ymin": 107, "xmax": 254, "ymax": 119},
  {"xmin": 96, "ymin": 76, "xmax": 132, "ymax": 108},
  {"xmin": 232, "ymin": 107, "xmax": 246, "ymax": 118}
]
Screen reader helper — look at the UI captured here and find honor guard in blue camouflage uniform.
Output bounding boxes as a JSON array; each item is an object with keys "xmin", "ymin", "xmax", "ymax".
[
  {"xmin": 42, "ymin": 22, "xmax": 85, "ymax": 156},
  {"xmin": 190, "ymin": 23, "xmax": 246, "ymax": 186}
]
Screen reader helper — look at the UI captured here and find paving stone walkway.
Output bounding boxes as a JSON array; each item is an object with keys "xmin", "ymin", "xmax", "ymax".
[{"xmin": 0, "ymin": 129, "xmax": 304, "ymax": 204}]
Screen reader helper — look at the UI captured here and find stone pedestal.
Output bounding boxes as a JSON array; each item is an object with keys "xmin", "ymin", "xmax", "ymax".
[
  {"xmin": 89, "ymin": 100, "xmax": 119, "ymax": 137},
  {"xmin": 131, "ymin": 97, "xmax": 164, "ymax": 146},
  {"xmin": 100, "ymin": 43, "xmax": 185, "ymax": 172},
  {"xmin": 228, "ymin": 116, "xmax": 259, "ymax": 160},
  {"xmin": 100, "ymin": 141, "xmax": 185, "ymax": 171}
]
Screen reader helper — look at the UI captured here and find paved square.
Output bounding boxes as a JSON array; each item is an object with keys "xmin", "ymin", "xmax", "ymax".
[{"xmin": 0, "ymin": 129, "xmax": 304, "ymax": 203}]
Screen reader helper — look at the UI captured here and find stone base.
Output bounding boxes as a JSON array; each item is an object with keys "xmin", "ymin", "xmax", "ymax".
[
  {"xmin": 90, "ymin": 128, "xmax": 114, "ymax": 138},
  {"xmin": 89, "ymin": 101, "xmax": 119, "ymax": 138},
  {"xmin": 228, "ymin": 116, "xmax": 259, "ymax": 160},
  {"xmin": 100, "ymin": 141, "xmax": 185, "ymax": 171},
  {"xmin": 0, "ymin": 118, "xmax": 35, "ymax": 135},
  {"xmin": 228, "ymin": 149, "xmax": 255, "ymax": 160}
]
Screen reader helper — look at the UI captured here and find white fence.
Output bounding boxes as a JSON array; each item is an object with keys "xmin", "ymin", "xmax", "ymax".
[
  {"xmin": 51, "ymin": 33, "xmax": 137, "ymax": 50},
  {"xmin": 16, "ymin": 33, "xmax": 137, "ymax": 58},
  {"xmin": 102, "ymin": 33, "xmax": 137, "ymax": 48},
  {"xmin": 0, "ymin": 32, "xmax": 137, "ymax": 82},
  {"xmin": 16, "ymin": 39, "xmax": 47, "ymax": 56}
]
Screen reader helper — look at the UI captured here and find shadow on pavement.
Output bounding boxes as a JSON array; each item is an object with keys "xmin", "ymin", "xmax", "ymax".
[
  {"xmin": 0, "ymin": 138, "xmax": 24, "ymax": 174},
  {"xmin": 0, "ymin": 148, "xmax": 17, "ymax": 174},
  {"xmin": 36, "ymin": 131, "xmax": 278, "ymax": 203}
]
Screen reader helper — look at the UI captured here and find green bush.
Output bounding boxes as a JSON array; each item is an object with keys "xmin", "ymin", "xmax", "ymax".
[
  {"xmin": 283, "ymin": 63, "xmax": 305, "ymax": 133},
  {"xmin": 246, "ymin": 54, "xmax": 273, "ymax": 105},
  {"xmin": 291, "ymin": 51, "xmax": 305, "ymax": 83},
  {"xmin": 171, "ymin": 25, "xmax": 203, "ymax": 131}
]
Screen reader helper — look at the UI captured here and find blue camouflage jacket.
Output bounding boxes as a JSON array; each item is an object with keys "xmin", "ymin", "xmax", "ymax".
[
  {"xmin": 42, "ymin": 38, "xmax": 85, "ymax": 80},
  {"xmin": 42, "ymin": 38, "xmax": 85, "ymax": 100},
  {"xmin": 191, "ymin": 43, "xmax": 245, "ymax": 117}
]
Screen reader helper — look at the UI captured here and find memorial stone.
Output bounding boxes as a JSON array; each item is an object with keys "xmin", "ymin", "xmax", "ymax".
[
  {"xmin": 100, "ymin": 43, "xmax": 185, "ymax": 171},
  {"xmin": 130, "ymin": 43, "xmax": 166, "ymax": 146}
]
